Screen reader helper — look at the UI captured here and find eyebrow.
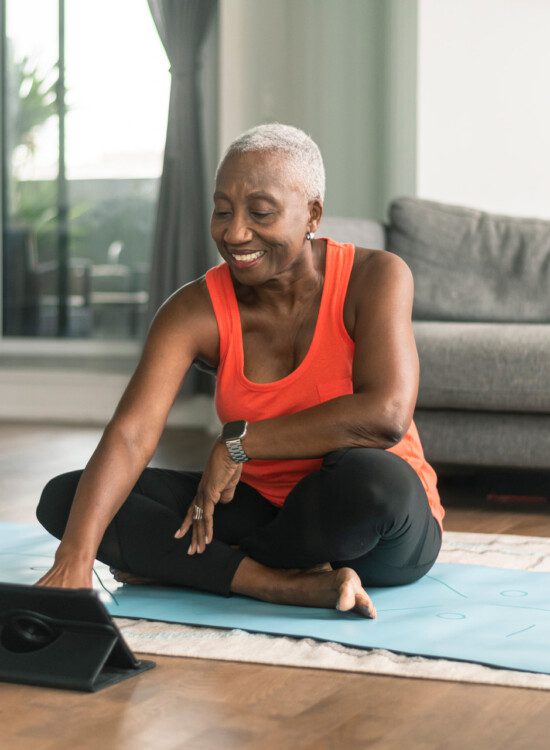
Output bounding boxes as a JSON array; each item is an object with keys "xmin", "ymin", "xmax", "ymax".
[
  {"xmin": 248, "ymin": 191, "xmax": 278, "ymax": 203},
  {"xmin": 213, "ymin": 190, "xmax": 279, "ymax": 204}
]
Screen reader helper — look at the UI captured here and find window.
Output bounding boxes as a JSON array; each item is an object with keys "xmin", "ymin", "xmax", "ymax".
[{"xmin": 1, "ymin": 0, "xmax": 170, "ymax": 340}]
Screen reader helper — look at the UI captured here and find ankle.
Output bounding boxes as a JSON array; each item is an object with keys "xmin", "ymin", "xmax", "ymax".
[{"xmin": 230, "ymin": 556, "xmax": 291, "ymax": 602}]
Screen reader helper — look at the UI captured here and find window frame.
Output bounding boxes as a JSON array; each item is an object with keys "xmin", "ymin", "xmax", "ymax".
[{"xmin": 0, "ymin": 0, "xmax": 150, "ymax": 357}]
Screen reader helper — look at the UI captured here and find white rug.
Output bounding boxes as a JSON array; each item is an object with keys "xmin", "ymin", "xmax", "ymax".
[{"xmin": 112, "ymin": 531, "xmax": 550, "ymax": 690}]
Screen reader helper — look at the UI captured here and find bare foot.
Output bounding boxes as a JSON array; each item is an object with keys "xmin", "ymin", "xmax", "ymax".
[
  {"xmin": 109, "ymin": 567, "xmax": 161, "ymax": 586},
  {"xmin": 231, "ymin": 559, "xmax": 377, "ymax": 618},
  {"xmin": 290, "ymin": 567, "xmax": 377, "ymax": 618},
  {"xmin": 332, "ymin": 568, "xmax": 377, "ymax": 617},
  {"xmin": 230, "ymin": 545, "xmax": 332, "ymax": 574},
  {"xmin": 288, "ymin": 562, "xmax": 333, "ymax": 573}
]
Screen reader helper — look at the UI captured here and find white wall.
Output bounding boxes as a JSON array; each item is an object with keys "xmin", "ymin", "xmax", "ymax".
[
  {"xmin": 417, "ymin": 0, "xmax": 550, "ymax": 218},
  {"xmin": 218, "ymin": 0, "xmax": 418, "ymax": 223},
  {"xmin": 381, "ymin": 0, "xmax": 419, "ymax": 216},
  {"xmin": 218, "ymin": 0, "xmax": 550, "ymax": 221}
]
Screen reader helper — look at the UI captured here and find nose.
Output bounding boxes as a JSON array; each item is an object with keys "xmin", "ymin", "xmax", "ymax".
[{"xmin": 222, "ymin": 210, "xmax": 254, "ymax": 245}]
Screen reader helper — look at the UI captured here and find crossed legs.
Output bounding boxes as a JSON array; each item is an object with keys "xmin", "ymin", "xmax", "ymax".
[{"xmin": 36, "ymin": 448, "xmax": 441, "ymax": 601}]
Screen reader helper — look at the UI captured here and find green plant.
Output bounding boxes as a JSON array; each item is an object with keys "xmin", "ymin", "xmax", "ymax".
[
  {"xmin": 11, "ymin": 54, "xmax": 58, "ymax": 157},
  {"xmin": 6, "ymin": 50, "xmax": 94, "ymax": 256}
]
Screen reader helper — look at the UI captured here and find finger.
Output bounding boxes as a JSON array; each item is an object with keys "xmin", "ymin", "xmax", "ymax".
[
  {"xmin": 199, "ymin": 496, "xmax": 216, "ymax": 552},
  {"xmin": 218, "ymin": 489, "xmax": 234, "ymax": 504},
  {"xmin": 188, "ymin": 520, "xmax": 198, "ymax": 554},
  {"xmin": 205, "ymin": 510, "xmax": 213, "ymax": 546},
  {"xmin": 175, "ymin": 504, "xmax": 194, "ymax": 539},
  {"xmin": 202, "ymin": 497, "xmax": 216, "ymax": 547},
  {"xmin": 218, "ymin": 464, "xmax": 242, "ymax": 504},
  {"xmin": 196, "ymin": 516, "xmax": 206, "ymax": 553},
  {"xmin": 35, "ymin": 577, "xmax": 54, "ymax": 588},
  {"xmin": 224, "ymin": 467, "xmax": 241, "ymax": 494},
  {"xmin": 219, "ymin": 483, "xmax": 238, "ymax": 504},
  {"xmin": 35, "ymin": 571, "xmax": 53, "ymax": 586}
]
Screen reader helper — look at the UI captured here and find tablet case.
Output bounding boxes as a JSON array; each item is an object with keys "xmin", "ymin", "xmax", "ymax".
[{"xmin": 0, "ymin": 582, "xmax": 156, "ymax": 692}]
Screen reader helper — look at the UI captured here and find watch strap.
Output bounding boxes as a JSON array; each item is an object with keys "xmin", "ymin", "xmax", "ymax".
[
  {"xmin": 221, "ymin": 420, "xmax": 250, "ymax": 463},
  {"xmin": 225, "ymin": 438, "xmax": 250, "ymax": 463}
]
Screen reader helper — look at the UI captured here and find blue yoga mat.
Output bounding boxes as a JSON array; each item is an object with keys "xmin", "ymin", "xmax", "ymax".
[{"xmin": 1, "ymin": 522, "xmax": 549, "ymax": 675}]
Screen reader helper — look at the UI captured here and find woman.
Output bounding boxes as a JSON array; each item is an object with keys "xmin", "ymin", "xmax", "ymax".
[{"xmin": 36, "ymin": 123, "xmax": 444, "ymax": 619}]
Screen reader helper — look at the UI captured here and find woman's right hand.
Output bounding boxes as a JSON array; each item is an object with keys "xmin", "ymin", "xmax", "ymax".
[{"xmin": 34, "ymin": 552, "xmax": 93, "ymax": 589}]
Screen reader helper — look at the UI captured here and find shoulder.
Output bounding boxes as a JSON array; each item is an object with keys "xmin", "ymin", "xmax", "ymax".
[
  {"xmin": 354, "ymin": 246, "xmax": 410, "ymax": 275},
  {"xmin": 153, "ymin": 275, "xmax": 209, "ymax": 321},
  {"xmin": 150, "ymin": 274, "xmax": 220, "ymax": 363},
  {"xmin": 349, "ymin": 246, "xmax": 413, "ymax": 307}
]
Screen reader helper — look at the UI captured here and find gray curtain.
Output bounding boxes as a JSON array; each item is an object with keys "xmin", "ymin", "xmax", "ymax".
[{"xmin": 147, "ymin": 0, "xmax": 217, "ymax": 395}]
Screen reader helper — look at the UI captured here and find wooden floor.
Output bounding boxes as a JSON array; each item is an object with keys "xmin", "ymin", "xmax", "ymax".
[{"xmin": 1, "ymin": 421, "xmax": 550, "ymax": 750}]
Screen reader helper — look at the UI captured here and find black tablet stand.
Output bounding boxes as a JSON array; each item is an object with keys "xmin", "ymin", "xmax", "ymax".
[{"xmin": 0, "ymin": 583, "xmax": 156, "ymax": 692}]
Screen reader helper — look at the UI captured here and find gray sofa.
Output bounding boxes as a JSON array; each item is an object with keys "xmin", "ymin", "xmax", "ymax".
[{"xmin": 320, "ymin": 197, "xmax": 550, "ymax": 471}]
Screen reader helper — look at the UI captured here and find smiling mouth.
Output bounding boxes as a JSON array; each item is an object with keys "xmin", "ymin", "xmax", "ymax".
[{"xmin": 230, "ymin": 250, "xmax": 266, "ymax": 263}]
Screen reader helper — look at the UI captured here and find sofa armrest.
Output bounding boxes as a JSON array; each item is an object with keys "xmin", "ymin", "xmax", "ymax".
[
  {"xmin": 319, "ymin": 216, "xmax": 386, "ymax": 250},
  {"xmin": 413, "ymin": 321, "xmax": 550, "ymax": 413}
]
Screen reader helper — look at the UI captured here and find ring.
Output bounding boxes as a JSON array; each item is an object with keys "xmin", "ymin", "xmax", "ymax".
[{"xmin": 192, "ymin": 504, "xmax": 204, "ymax": 521}]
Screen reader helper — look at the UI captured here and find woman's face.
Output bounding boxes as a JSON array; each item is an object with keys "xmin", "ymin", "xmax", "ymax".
[{"xmin": 211, "ymin": 150, "xmax": 321, "ymax": 279}]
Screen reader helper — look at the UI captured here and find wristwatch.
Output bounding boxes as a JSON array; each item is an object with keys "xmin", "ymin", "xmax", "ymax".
[{"xmin": 221, "ymin": 420, "xmax": 251, "ymax": 463}]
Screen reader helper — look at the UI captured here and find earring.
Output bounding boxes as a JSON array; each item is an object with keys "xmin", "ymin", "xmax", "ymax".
[{"xmin": 305, "ymin": 231, "xmax": 315, "ymax": 241}]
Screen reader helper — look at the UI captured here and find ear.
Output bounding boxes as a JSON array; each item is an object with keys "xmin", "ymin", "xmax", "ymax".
[{"xmin": 307, "ymin": 199, "xmax": 323, "ymax": 234}]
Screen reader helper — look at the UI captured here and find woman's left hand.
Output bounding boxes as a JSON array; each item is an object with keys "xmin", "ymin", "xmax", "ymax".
[{"xmin": 174, "ymin": 439, "xmax": 243, "ymax": 554}]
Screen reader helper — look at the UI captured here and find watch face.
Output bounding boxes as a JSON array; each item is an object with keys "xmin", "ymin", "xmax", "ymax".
[{"xmin": 223, "ymin": 420, "xmax": 247, "ymax": 441}]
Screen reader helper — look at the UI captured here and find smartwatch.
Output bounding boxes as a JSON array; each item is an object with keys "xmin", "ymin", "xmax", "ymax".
[{"xmin": 221, "ymin": 420, "xmax": 250, "ymax": 463}]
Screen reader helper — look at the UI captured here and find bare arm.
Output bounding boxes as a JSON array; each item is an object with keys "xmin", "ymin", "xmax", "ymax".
[
  {"xmin": 240, "ymin": 252, "xmax": 419, "ymax": 459},
  {"xmin": 56, "ymin": 426, "xmax": 157, "ymax": 565},
  {"xmin": 43, "ymin": 281, "xmax": 207, "ymax": 575}
]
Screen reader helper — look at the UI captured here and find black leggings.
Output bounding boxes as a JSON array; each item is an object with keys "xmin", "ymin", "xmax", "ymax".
[{"xmin": 36, "ymin": 447, "xmax": 442, "ymax": 598}]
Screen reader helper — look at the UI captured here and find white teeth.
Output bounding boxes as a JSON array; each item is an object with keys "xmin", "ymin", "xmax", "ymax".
[{"xmin": 233, "ymin": 251, "xmax": 265, "ymax": 262}]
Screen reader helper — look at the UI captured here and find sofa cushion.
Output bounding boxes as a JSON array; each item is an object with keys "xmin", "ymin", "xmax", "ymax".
[
  {"xmin": 319, "ymin": 216, "xmax": 386, "ymax": 251},
  {"xmin": 413, "ymin": 409, "xmax": 550, "ymax": 469},
  {"xmin": 388, "ymin": 197, "xmax": 550, "ymax": 322},
  {"xmin": 413, "ymin": 321, "xmax": 550, "ymax": 413}
]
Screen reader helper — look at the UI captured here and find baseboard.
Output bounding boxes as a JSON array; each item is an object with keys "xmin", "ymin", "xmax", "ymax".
[{"xmin": 0, "ymin": 368, "xmax": 221, "ymax": 435}]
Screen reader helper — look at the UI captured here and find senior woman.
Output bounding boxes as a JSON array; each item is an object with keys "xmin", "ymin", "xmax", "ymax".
[{"xmin": 35, "ymin": 123, "xmax": 444, "ymax": 619}]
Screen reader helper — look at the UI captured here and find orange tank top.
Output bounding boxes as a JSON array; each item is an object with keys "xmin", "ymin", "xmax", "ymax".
[{"xmin": 205, "ymin": 238, "xmax": 445, "ymax": 533}]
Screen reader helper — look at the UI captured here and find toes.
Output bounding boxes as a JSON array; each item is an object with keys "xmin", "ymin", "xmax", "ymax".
[
  {"xmin": 337, "ymin": 580, "xmax": 356, "ymax": 611},
  {"xmin": 336, "ymin": 574, "xmax": 377, "ymax": 618},
  {"xmin": 357, "ymin": 590, "xmax": 377, "ymax": 618}
]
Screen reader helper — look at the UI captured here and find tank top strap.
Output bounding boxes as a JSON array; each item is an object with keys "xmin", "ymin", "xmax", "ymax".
[
  {"xmin": 204, "ymin": 263, "xmax": 237, "ymax": 370},
  {"xmin": 319, "ymin": 238, "xmax": 355, "ymax": 339}
]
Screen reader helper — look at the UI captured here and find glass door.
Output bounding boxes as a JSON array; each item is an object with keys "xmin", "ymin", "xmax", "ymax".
[{"xmin": 2, "ymin": 0, "xmax": 170, "ymax": 339}]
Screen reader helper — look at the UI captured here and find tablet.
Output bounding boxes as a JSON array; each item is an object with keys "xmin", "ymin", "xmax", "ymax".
[{"xmin": 0, "ymin": 582, "xmax": 156, "ymax": 692}]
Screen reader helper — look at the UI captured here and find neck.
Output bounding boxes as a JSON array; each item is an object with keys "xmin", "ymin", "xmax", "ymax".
[{"xmin": 234, "ymin": 239, "xmax": 326, "ymax": 313}]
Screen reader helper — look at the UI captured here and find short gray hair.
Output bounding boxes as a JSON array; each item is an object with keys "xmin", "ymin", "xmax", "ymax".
[{"xmin": 216, "ymin": 123, "xmax": 325, "ymax": 203}]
